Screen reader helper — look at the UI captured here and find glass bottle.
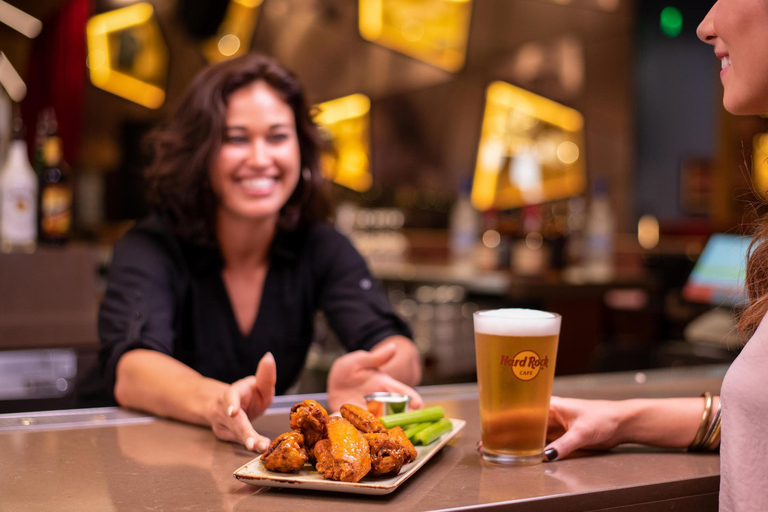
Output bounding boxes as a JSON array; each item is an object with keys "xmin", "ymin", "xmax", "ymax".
[
  {"xmin": 0, "ymin": 115, "xmax": 37, "ymax": 253},
  {"xmin": 38, "ymin": 111, "xmax": 73, "ymax": 245}
]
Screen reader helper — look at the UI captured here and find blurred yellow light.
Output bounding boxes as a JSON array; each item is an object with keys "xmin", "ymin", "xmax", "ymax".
[
  {"xmin": 556, "ymin": 141, "xmax": 579, "ymax": 164},
  {"xmin": 472, "ymin": 81, "xmax": 586, "ymax": 211},
  {"xmin": 218, "ymin": 34, "xmax": 241, "ymax": 56},
  {"xmin": 203, "ymin": 0, "xmax": 262, "ymax": 62},
  {"xmin": 753, "ymin": 133, "xmax": 768, "ymax": 198},
  {"xmin": 638, "ymin": 215, "xmax": 660, "ymax": 250},
  {"xmin": 525, "ymin": 232, "xmax": 544, "ymax": 250},
  {"xmin": 401, "ymin": 20, "xmax": 424, "ymax": 42},
  {"xmin": 482, "ymin": 230, "xmax": 501, "ymax": 249},
  {"xmin": 314, "ymin": 94, "xmax": 373, "ymax": 192},
  {"xmin": 315, "ymin": 94, "xmax": 371, "ymax": 125},
  {"xmin": 86, "ymin": 3, "xmax": 167, "ymax": 109},
  {"xmin": 359, "ymin": 0, "xmax": 472, "ymax": 73}
]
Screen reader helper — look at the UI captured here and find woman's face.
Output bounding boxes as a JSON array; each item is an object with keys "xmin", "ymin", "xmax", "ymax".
[
  {"xmin": 697, "ymin": 0, "xmax": 768, "ymax": 115},
  {"xmin": 210, "ymin": 80, "xmax": 301, "ymax": 224}
]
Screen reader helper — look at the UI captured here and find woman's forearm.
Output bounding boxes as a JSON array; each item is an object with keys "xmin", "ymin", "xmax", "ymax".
[
  {"xmin": 373, "ymin": 336, "xmax": 422, "ymax": 386},
  {"xmin": 114, "ymin": 349, "xmax": 227, "ymax": 426},
  {"xmin": 617, "ymin": 396, "xmax": 719, "ymax": 448}
]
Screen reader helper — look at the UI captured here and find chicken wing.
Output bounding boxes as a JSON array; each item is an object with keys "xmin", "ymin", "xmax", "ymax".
[
  {"xmin": 363, "ymin": 433, "xmax": 407, "ymax": 477},
  {"xmin": 387, "ymin": 426, "xmax": 417, "ymax": 464},
  {"xmin": 340, "ymin": 403, "xmax": 386, "ymax": 433},
  {"xmin": 260, "ymin": 430, "xmax": 308, "ymax": 473},
  {"xmin": 289, "ymin": 399, "xmax": 329, "ymax": 451},
  {"xmin": 313, "ymin": 417, "xmax": 371, "ymax": 482}
]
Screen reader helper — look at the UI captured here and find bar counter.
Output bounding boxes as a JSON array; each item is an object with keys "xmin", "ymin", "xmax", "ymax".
[{"xmin": 1, "ymin": 365, "xmax": 726, "ymax": 512}]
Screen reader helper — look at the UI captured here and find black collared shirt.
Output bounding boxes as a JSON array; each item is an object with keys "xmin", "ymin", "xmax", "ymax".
[{"xmin": 97, "ymin": 217, "xmax": 412, "ymax": 398}]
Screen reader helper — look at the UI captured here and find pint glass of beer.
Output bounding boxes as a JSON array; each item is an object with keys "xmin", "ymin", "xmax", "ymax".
[{"xmin": 474, "ymin": 309, "xmax": 561, "ymax": 465}]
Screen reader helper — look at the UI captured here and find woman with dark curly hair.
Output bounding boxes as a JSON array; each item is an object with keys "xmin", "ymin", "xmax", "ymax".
[
  {"xmin": 98, "ymin": 54, "xmax": 422, "ymax": 453},
  {"xmin": 542, "ymin": 1, "xmax": 768, "ymax": 510}
]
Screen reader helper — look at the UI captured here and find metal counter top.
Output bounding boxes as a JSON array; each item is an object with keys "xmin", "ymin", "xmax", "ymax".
[{"xmin": 0, "ymin": 365, "xmax": 726, "ymax": 511}]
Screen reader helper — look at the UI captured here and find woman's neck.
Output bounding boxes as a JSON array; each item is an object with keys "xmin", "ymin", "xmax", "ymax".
[{"xmin": 216, "ymin": 211, "xmax": 277, "ymax": 270}]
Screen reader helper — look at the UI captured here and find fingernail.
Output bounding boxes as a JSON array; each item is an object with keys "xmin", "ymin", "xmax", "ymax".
[
  {"xmin": 257, "ymin": 439, "xmax": 270, "ymax": 452},
  {"xmin": 544, "ymin": 448, "xmax": 558, "ymax": 462},
  {"xmin": 246, "ymin": 437, "xmax": 255, "ymax": 451},
  {"xmin": 227, "ymin": 405, "xmax": 235, "ymax": 417}
]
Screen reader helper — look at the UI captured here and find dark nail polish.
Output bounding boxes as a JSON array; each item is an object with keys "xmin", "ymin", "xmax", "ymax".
[{"xmin": 544, "ymin": 448, "xmax": 558, "ymax": 461}]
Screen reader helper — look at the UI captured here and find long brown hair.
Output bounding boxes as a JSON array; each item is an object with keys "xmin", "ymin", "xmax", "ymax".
[
  {"xmin": 144, "ymin": 54, "xmax": 329, "ymax": 246},
  {"xmin": 739, "ymin": 216, "xmax": 768, "ymax": 336},
  {"xmin": 736, "ymin": 139, "xmax": 768, "ymax": 337}
]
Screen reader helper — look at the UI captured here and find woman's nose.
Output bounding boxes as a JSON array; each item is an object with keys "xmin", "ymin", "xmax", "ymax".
[
  {"xmin": 247, "ymin": 139, "xmax": 271, "ymax": 167},
  {"xmin": 696, "ymin": 2, "xmax": 718, "ymax": 45}
]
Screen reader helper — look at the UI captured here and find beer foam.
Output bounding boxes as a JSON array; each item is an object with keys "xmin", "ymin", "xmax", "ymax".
[{"xmin": 474, "ymin": 309, "xmax": 561, "ymax": 337}]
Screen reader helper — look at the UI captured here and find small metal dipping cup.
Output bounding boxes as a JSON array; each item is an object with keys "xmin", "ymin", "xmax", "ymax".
[{"xmin": 364, "ymin": 392, "xmax": 411, "ymax": 417}]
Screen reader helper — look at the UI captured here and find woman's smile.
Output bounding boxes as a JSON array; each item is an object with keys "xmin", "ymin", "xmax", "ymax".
[{"xmin": 234, "ymin": 175, "xmax": 280, "ymax": 196}]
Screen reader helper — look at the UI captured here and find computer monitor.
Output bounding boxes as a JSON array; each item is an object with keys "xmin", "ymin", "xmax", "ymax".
[{"xmin": 682, "ymin": 233, "xmax": 750, "ymax": 308}]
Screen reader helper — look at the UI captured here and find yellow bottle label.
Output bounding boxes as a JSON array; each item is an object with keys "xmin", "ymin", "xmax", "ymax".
[
  {"xmin": 43, "ymin": 137, "xmax": 62, "ymax": 166},
  {"xmin": 41, "ymin": 185, "xmax": 72, "ymax": 235}
]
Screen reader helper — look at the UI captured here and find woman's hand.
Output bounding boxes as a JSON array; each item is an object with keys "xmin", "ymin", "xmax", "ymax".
[
  {"xmin": 327, "ymin": 342, "xmax": 423, "ymax": 412},
  {"xmin": 208, "ymin": 352, "xmax": 276, "ymax": 452},
  {"xmin": 543, "ymin": 396, "xmax": 627, "ymax": 461}
]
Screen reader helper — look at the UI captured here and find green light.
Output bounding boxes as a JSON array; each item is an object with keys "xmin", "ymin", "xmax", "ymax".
[{"xmin": 660, "ymin": 6, "xmax": 683, "ymax": 38}]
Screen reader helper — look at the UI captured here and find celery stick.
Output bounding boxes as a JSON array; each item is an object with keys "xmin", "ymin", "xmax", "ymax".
[
  {"xmin": 413, "ymin": 419, "xmax": 453, "ymax": 446},
  {"xmin": 380, "ymin": 406, "xmax": 445, "ymax": 428},
  {"xmin": 403, "ymin": 422, "xmax": 433, "ymax": 440}
]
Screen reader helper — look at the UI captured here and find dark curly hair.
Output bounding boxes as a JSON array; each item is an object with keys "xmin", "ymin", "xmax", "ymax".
[{"xmin": 144, "ymin": 53, "xmax": 329, "ymax": 246}]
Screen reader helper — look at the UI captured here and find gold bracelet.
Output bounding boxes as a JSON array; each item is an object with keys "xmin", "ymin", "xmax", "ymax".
[
  {"xmin": 698, "ymin": 399, "xmax": 722, "ymax": 451},
  {"xmin": 704, "ymin": 421, "xmax": 722, "ymax": 451},
  {"xmin": 703, "ymin": 400, "xmax": 722, "ymax": 451},
  {"xmin": 688, "ymin": 392, "xmax": 713, "ymax": 451}
]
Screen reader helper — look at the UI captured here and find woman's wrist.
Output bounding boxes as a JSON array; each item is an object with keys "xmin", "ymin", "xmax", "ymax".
[
  {"xmin": 614, "ymin": 399, "xmax": 647, "ymax": 445},
  {"xmin": 196, "ymin": 377, "xmax": 229, "ymax": 426},
  {"xmin": 613, "ymin": 398, "xmax": 704, "ymax": 448}
]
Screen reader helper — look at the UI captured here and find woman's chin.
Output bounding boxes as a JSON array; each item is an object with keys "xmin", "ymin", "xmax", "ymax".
[
  {"xmin": 722, "ymin": 92, "xmax": 768, "ymax": 116},
  {"xmin": 220, "ymin": 204, "xmax": 283, "ymax": 224}
]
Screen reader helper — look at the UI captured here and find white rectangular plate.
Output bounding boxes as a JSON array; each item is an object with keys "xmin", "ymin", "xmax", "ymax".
[{"xmin": 233, "ymin": 418, "xmax": 465, "ymax": 496}]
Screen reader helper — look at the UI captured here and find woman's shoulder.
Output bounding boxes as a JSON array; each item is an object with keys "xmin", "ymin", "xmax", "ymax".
[
  {"xmin": 721, "ymin": 311, "xmax": 768, "ymax": 402},
  {"xmin": 112, "ymin": 216, "xmax": 187, "ymax": 271},
  {"xmin": 305, "ymin": 221, "xmax": 345, "ymax": 243},
  {"xmin": 303, "ymin": 222, "xmax": 357, "ymax": 256},
  {"xmin": 298, "ymin": 222, "xmax": 362, "ymax": 271}
]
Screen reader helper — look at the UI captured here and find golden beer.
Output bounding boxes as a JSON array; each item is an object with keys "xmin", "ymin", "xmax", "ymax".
[{"xmin": 474, "ymin": 309, "xmax": 560, "ymax": 465}]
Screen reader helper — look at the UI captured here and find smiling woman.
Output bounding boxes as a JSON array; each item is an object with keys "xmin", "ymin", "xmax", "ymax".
[
  {"xmin": 543, "ymin": 2, "xmax": 768, "ymax": 510},
  {"xmin": 143, "ymin": 55, "xmax": 328, "ymax": 247},
  {"xmin": 97, "ymin": 54, "xmax": 422, "ymax": 455},
  {"xmin": 210, "ymin": 82, "xmax": 302, "ymax": 226},
  {"xmin": 695, "ymin": 0, "xmax": 768, "ymax": 116}
]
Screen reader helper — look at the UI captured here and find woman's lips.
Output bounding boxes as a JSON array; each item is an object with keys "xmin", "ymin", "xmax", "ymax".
[{"xmin": 720, "ymin": 55, "xmax": 731, "ymax": 77}]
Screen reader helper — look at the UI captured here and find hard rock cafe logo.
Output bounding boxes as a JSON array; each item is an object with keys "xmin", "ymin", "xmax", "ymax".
[{"xmin": 500, "ymin": 351, "xmax": 549, "ymax": 381}]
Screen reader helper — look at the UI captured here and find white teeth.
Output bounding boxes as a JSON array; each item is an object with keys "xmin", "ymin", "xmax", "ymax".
[
  {"xmin": 721, "ymin": 56, "xmax": 731, "ymax": 69},
  {"xmin": 241, "ymin": 177, "xmax": 275, "ymax": 191}
]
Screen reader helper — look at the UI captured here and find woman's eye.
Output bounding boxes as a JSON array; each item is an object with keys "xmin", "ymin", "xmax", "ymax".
[
  {"xmin": 269, "ymin": 133, "xmax": 289, "ymax": 142},
  {"xmin": 225, "ymin": 135, "xmax": 248, "ymax": 144}
]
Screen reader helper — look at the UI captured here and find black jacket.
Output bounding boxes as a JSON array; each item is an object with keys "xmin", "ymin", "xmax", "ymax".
[{"xmin": 97, "ymin": 217, "xmax": 412, "ymax": 399}]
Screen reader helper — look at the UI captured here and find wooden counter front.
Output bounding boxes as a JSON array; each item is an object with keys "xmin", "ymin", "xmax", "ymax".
[{"xmin": 0, "ymin": 365, "xmax": 725, "ymax": 511}]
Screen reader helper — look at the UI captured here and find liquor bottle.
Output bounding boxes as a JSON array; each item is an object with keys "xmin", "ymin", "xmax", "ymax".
[
  {"xmin": 584, "ymin": 178, "xmax": 614, "ymax": 280},
  {"xmin": 38, "ymin": 111, "xmax": 73, "ymax": 244},
  {"xmin": 0, "ymin": 115, "xmax": 37, "ymax": 253},
  {"xmin": 33, "ymin": 107, "xmax": 52, "ymax": 174}
]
